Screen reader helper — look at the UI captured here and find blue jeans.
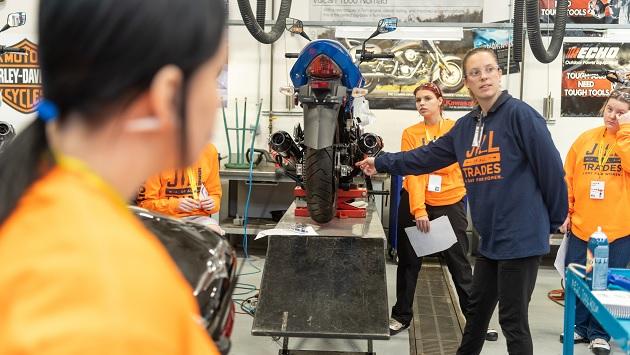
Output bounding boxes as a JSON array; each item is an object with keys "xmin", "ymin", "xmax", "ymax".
[{"xmin": 565, "ymin": 232, "xmax": 630, "ymax": 341}]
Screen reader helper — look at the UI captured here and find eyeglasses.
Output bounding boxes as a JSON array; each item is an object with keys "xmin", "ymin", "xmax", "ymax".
[{"xmin": 465, "ymin": 66, "xmax": 500, "ymax": 79}]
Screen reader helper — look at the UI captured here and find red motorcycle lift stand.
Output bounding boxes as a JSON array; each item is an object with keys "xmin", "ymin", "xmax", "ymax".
[{"xmin": 293, "ymin": 187, "xmax": 368, "ymax": 219}]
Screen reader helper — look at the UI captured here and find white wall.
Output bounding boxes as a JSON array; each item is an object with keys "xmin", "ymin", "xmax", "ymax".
[
  {"xmin": 222, "ymin": 0, "xmax": 606, "ymax": 163},
  {"xmin": 0, "ymin": 1, "xmax": 39, "ymax": 132},
  {"xmin": 4, "ymin": 0, "xmax": 604, "ymax": 164}
]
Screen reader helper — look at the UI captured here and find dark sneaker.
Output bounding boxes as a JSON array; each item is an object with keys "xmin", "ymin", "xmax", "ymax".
[
  {"xmin": 485, "ymin": 328, "xmax": 499, "ymax": 341},
  {"xmin": 589, "ymin": 338, "xmax": 611, "ymax": 355},
  {"xmin": 559, "ymin": 331, "xmax": 589, "ymax": 344},
  {"xmin": 389, "ymin": 318, "xmax": 409, "ymax": 336}
]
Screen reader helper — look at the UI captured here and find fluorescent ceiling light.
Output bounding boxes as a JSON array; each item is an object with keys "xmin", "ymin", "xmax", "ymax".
[{"xmin": 335, "ymin": 26, "xmax": 464, "ymax": 41}]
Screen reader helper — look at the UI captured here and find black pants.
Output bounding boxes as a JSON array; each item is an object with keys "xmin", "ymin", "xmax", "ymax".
[
  {"xmin": 456, "ymin": 255, "xmax": 540, "ymax": 355},
  {"xmin": 391, "ymin": 189, "xmax": 473, "ymax": 325}
]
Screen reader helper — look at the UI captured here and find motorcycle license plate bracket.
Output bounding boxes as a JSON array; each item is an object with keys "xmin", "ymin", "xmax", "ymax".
[{"xmin": 293, "ymin": 187, "xmax": 368, "ymax": 219}]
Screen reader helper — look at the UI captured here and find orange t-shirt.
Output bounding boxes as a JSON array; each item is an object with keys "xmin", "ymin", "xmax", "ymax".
[
  {"xmin": 401, "ymin": 119, "xmax": 466, "ymax": 218},
  {"xmin": 0, "ymin": 160, "xmax": 219, "ymax": 355},
  {"xmin": 564, "ymin": 124, "xmax": 630, "ymax": 242},
  {"xmin": 137, "ymin": 143, "xmax": 222, "ymax": 218}
]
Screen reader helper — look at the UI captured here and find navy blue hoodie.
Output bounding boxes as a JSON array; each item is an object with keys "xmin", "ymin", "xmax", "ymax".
[{"xmin": 376, "ymin": 91, "xmax": 568, "ymax": 259}]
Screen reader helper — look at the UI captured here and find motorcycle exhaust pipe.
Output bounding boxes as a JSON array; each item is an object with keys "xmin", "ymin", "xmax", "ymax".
[
  {"xmin": 358, "ymin": 133, "xmax": 383, "ymax": 156},
  {"xmin": 269, "ymin": 130, "xmax": 302, "ymax": 160},
  {"xmin": 0, "ymin": 121, "xmax": 15, "ymax": 139}
]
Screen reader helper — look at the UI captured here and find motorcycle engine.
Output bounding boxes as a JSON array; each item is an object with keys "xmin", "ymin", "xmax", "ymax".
[
  {"xmin": 400, "ymin": 65, "xmax": 413, "ymax": 76},
  {"xmin": 403, "ymin": 49, "xmax": 419, "ymax": 62}
]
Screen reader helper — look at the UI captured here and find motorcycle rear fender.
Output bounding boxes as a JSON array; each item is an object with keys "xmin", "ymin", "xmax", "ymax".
[
  {"xmin": 431, "ymin": 55, "xmax": 461, "ymax": 82},
  {"xmin": 299, "ymin": 84, "xmax": 347, "ymax": 149}
]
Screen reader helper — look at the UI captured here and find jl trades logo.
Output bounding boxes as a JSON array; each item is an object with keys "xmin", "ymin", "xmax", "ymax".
[{"xmin": 0, "ymin": 39, "xmax": 41, "ymax": 114}]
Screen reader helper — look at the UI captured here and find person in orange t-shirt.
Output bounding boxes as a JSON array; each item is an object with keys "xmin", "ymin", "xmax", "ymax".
[
  {"xmin": 560, "ymin": 88, "xmax": 630, "ymax": 354},
  {"xmin": 390, "ymin": 83, "xmax": 496, "ymax": 341},
  {"xmin": 0, "ymin": 1, "xmax": 226, "ymax": 354},
  {"xmin": 137, "ymin": 142, "xmax": 224, "ymax": 235}
]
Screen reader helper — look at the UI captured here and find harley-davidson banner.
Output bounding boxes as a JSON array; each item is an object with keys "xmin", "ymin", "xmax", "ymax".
[
  {"xmin": 0, "ymin": 39, "xmax": 42, "ymax": 114},
  {"xmin": 561, "ymin": 42, "xmax": 630, "ymax": 117}
]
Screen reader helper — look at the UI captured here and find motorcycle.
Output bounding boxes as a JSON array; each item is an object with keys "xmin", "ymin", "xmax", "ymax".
[
  {"xmin": 131, "ymin": 207, "xmax": 237, "ymax": 355},
  {"xmin": 351, "ymin": 39, "xmax": 465, "ymax": 94},
  {"xmin": 269, "ymin": 18, "xmax": 396, "ymax": 223}
]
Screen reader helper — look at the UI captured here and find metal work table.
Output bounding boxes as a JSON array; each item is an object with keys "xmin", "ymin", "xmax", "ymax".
[
  {"xmin": 563, "ymin": 267, "xmax": 630, "ymax": 355},
  {"xmin": 275, "ymin": 201, "xmax": 386, "ymax": 240},
  {"xmin": 252, "ymin": 201, "xmax": 389, "ymax": 355}
]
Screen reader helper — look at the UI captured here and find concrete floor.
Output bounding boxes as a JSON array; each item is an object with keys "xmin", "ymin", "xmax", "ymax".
[{"xmin": 228, "ymin": 257, "xmax": 620, "ymax": 355}]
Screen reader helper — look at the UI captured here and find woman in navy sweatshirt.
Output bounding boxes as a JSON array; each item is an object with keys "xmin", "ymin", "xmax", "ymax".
[{"xmin": 357, "ymin": 48, "xmax": 568, "ymax": 355}]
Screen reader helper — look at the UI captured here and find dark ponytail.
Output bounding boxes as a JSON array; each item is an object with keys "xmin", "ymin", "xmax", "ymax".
[{"xmin": 0, "ymin": 0, "xmax": 226, "ymax": 225}]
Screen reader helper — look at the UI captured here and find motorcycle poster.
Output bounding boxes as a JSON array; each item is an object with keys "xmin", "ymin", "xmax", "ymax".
[
  {"xmin": 362, "ymin": 38, "xmax": 474, "ymax": 111},
  {"xmin": 316, "ymin": 30, "xmax": 475, "ymax": 111},
  {"xmin": 561, "ymin": 42, "xmax": 630, "ymax": 117},
  {"xmin": 540, "ymin": 0, "xmax": 630, "ymax": 24}
]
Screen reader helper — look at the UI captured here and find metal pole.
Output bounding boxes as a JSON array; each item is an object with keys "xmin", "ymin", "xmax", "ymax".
[
  {"xmin": 241, "ymin": 97, "xmax": 248, "ymax": 164},
  {"xmin": 281, "ymin": 337, "xmax": 289, "ymax": 355},
  {"xmin": 519, "ymin": 30, "xmax": 526, "ymax": 100},
  {"xmin": 563, "ymin": 271, "xmax": 576, "ymax": 355},
  {"xmin": 235, "ymin": 98, "xmax": 240, "ymax": 163},
  {"xmin": 221, "ymin": 104, "xmax": 233, "ymax": 164}
]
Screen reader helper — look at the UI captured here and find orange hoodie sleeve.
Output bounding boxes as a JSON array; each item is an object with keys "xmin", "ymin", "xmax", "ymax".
[
  {"xmin": 564, "ymin": 142, "xmax": 578, "ymax": 215},
  {"xmin": 616, "ymin": 124, "xmax": 630, "ymax": 173},
  {"xmin": 138, "ymin": 174, "xmax": 180, "ymax": 215},
  {"xmin": 201, "ymin": 144, "xmax": 222, "ymax": 215},
  {"xmin": 401, "ymin": 129, "xmax": 428, "ymax": 219}
]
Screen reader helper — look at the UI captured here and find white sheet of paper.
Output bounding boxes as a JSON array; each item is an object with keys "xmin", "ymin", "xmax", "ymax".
[
  {"xmin": 255, "ymin": 225, "xmax": 318, "ymax": 240},
  {"xmin": 554, "ymin": 234, "xmax": 569, "ymax": 279},
  {"xmin": 404, "ymin": 216, "xmax": 457, "ymax": 257}
]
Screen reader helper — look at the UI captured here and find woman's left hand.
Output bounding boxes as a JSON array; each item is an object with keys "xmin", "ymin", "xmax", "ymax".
[{"xmin": 617, "ymin": 111, "xmax": 630, "ymax": 125}]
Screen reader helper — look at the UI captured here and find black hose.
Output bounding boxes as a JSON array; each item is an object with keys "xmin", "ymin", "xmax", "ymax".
[
  {"xmin": 237, "ymin": 0, "xmax": 292, "ymax": 44},
  {"xmin": 512, "ymin": 0, "xmax": 524, "ymax": 62},
  {"xmin": 256, "ymin": 0, "xmax": 266, "ymax": 29},
  {"xmin": 525, "ymin": 0, "xmax": 569, "ymax": 63}
]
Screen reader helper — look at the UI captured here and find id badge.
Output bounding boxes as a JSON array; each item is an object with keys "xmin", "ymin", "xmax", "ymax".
[
  {"xmin": 200, "ymin": 185, "xmax": 209, "ymax": 199},
  {"xmin": 428, "ymin": 174, "xmax": 443, "ymax": 192},
  {"xmin": 590, "ymin": 181, "xmax": 605, "ymax": 200}
]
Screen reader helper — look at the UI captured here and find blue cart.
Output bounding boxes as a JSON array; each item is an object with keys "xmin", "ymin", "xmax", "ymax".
[{"xmin": 563, "ymin": 266, "xmax": 630, "ymax": 355}]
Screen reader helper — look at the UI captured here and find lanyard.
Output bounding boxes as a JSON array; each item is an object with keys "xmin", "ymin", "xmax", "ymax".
[
  {"xmin": 424, "ymin": 119, "xmax": 443, "ymax": 143},
  {"xmin": 55, "ymin": 153, "xmax": 128, "ymax": 211},
  {"xmin": 187, "ymin": 167, "xmax": 200, "ymax": 200},
  {"xmin": 472, "ymin": 112, "xmax": 485, "ymax": 148}
]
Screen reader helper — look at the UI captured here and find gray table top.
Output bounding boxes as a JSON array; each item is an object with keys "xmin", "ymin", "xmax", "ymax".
[
  {"xmin": 251, "ymin": 235, "xmax": 390, "ymax": 340},
  {"xmin": 276, "ymin": 202, "xmax": 386, "ymax": 239}
]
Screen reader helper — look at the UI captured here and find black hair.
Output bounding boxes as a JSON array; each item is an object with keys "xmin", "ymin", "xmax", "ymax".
[
  {"xmin": 462, "ymin": 47, "xmax": 499, "ymax": 77},
  {"xmin": 0, "ymin": 0, "xmax": 226, "ymax": 224}
]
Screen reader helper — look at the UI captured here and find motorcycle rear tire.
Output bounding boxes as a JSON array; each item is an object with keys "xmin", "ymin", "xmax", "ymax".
[{"xmin": 304, "ymin": 147, "xmax": 337, "ymax": 223}]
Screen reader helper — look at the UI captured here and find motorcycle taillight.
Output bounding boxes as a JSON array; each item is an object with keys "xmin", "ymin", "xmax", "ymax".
[
  {"xmin": 307, "ymin": 55, "xmax": 341, "ymax": 79},
  {"xmin": 222, "ymin": 302, "xmax": 236, "ymax": 338}
]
